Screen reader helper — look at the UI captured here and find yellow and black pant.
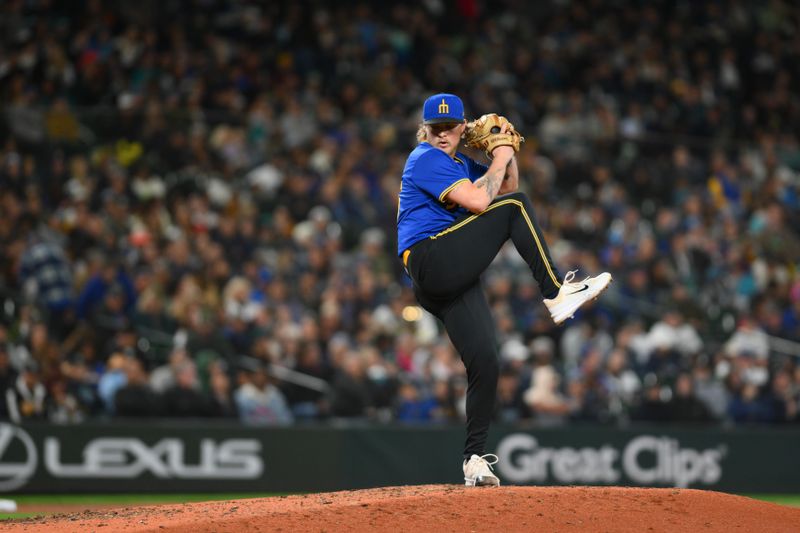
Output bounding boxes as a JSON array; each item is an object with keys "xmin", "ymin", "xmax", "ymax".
[{"xmin": 403, "ymin": 192, "xmax": 561, "ymax": 459}]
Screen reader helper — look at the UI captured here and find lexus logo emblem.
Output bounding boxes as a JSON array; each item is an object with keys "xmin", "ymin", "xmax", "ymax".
[{"xmin": 0, "ymin": 424, "xmax": 37, "ymax": 490}]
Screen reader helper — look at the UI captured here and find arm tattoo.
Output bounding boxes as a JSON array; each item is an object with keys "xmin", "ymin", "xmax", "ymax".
[{"xmin": 474, "ymin": 167, "xmax": 504, "ymax": 201}]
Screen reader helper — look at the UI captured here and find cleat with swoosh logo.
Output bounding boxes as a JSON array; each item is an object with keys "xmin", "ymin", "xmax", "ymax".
[
  {"xmin": 463, "ymin": 454, "xmax": 500, "ymax": 487},
  {"xmin": 543, "ymin": 270, "xmax": 612, "ymax": 325}
]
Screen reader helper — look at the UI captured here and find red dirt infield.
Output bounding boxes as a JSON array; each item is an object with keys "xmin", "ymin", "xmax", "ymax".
[{"xmin": 3, "ymin": 485, "xmax": 800, "ymax": 532}]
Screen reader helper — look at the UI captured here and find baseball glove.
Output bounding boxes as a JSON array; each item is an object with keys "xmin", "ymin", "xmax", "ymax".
[{"xmin": 462, "ymin": 114, "xmax": 524, "ymax": 158}]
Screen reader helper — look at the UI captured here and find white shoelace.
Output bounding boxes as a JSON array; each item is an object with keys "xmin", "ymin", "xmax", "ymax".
[
  {"xmin": 473, "ymin": 454, "xmax": 499, "ymax": 471},
  {"xmin": 562, "ymin": 269, "xmax": 589, "ymax": 288}
]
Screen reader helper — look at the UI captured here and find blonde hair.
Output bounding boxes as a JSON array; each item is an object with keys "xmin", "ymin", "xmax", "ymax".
[{"xmin": 416, "ymin": 123, "xmax": 426, "ymax": 143}]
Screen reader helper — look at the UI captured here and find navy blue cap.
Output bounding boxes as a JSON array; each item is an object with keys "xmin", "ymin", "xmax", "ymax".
[{"xmin": 422, "ymin": 93, "xmax": 465, "ymax": 124}]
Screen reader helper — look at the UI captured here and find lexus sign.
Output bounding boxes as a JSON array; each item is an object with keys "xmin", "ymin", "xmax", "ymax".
[
  {"xmin": 0, "ymin": 424, "xmax": 37, "ymax": 490},
  {"xmin": 0, "ymin": 423, "xmax": 264, "ymax": 491}
]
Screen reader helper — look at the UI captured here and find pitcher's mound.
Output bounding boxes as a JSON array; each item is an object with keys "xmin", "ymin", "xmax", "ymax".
[{"xmin": 7, "ymin": 485, "xmax": 800, "ymax": 532}]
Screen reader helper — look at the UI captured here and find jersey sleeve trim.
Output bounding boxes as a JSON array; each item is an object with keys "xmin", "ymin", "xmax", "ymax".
[{"xmin": 438, "ymin": 178, "xmax": 470, "ymax": 202}]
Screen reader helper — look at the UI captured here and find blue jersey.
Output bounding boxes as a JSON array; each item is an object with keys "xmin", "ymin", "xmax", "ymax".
[{"xmin": 397, "ymin": 142, "xmax": 487, "ymax": 255}]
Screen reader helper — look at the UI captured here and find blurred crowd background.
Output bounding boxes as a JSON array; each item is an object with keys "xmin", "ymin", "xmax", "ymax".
[{"xmin": 1, "ymin": 0, "xmax": 799, "ymax": 428}]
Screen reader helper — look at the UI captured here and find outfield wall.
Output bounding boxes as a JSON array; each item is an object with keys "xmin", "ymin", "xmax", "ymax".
[{"xmin": 1, "ymin": 422, "xmax": 797, "ymax": 493}]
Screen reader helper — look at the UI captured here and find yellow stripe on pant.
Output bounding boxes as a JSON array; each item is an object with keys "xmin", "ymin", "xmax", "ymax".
[{"xmin": 429, "ymin": 199, "xmax": 561, "ymax": 289}]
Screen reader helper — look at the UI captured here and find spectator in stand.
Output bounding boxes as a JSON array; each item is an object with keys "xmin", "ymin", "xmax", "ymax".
[
  {"xmin": 17, "ymin": 217, "xmax": 74, "ymax": 338},
  {"xmin": 395, "ymin": 380, "xmax": 437, "ymax": 422},
  {"xmin": 669, "ymin": 373, "xmax": 713, "ymax": 423},
  {"xmin": 207, "ymin": 360, "xmax": 238, "ymax": 419},
  {"xmin": 114, "ymin": 357, "xmax": 159, "ymax": 418},
  {"xmin": 605, "ymin": 348, "xmax": 641, "ymax": 421},
  {"xmin": 728, "ymin": 382, "xmax": 767, "ymax": 424},
  {"xmin": 725, "ymin": 317, "xmax": 771, "ymax": 361},
  {"xmin": 692, "ymin": 358, "xmax": 729, "ymax": 421},
  {"xmin": 633, "ymin": 380, "xmax": 672, "ymax": 423},
  {"xmin": 571, "ymin": 347, "xmax": 611, "ymax": 422},
  {"xmin": 59, "ymin": 337, "xmax": 103, "ymax": 415},
  {"xmin": 185, "ymin": 306, "xmax": 235, "ymax": 364},
  {"xmin": 149, "ymin": 347, "xmax": 190, "ymax": 395},
  {"xmin": 495, "ymin": 366, "xmax": 529, "ymax": 423},
  {"xmin": 524, "ymin": 365, "xmax": 570, "ymax": 427},
  {"xmin": 0, "ymin": 346, "xmax": 18, "ymax": 418},
  {"xmin": 761, "ymin": 371, "xmax": 798, "ymax": 424},
  {"xmin": 431, "ymin": 379, "xmax": 459, "ymax": 422},
  {"xmin": 76, "ymin": 252, "xmax": 136, "ymax": 321},
  {"xmin": 48, "ymin": 380, "xmax": 85, "ymax": 424},
  {"xmin": 328, "ymin": 352, "xmax": 373, "ymax": 419},
  {"xmin": 362, "ymin": 345, "xmax": 399, "ymax": 420},
  {"xmin": 234, "ymin": 361, "xmax": 293, "ymax": 426},
  {"xmin": 284, "ymin": 341, "xmax": 332, "ymax": 420},
  {"xmin": 5, "ymin": 361, "xmax": 47, "ymax": 424},
  {"xmin": 97, "ymin": 352, "xmax": 128, "ymax": 414},
  {"xmin": 162, "ymin": 361, "xmax": 214, "ymax": 418},
  {"xmin": 89, "ymin": 284, "xmax": 133, "ymax": 357}
]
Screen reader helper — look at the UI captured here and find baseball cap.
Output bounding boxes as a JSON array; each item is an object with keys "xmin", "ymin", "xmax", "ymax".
[{"xmin": 422, "ymin": 93, "xmax": 465, "ymax": 124}]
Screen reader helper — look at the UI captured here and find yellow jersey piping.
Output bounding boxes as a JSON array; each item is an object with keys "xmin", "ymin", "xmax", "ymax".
[
  {"xmin": 429, "ymin": 198, "xmax": 561, "ymax": 288},
  {"xmin": 438, "ymin": 178, "xmax": 470, "ymax": 203}
]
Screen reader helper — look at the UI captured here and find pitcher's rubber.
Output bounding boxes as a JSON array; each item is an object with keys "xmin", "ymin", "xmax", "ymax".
[{"xmin": 4, "ymin": 485, "xmax": 800, "ymax": 532}]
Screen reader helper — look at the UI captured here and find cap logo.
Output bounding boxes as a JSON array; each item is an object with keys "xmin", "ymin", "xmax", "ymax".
[{"xmin": 423, "ymin": 93, "xmax": 463, "ymax": 124}]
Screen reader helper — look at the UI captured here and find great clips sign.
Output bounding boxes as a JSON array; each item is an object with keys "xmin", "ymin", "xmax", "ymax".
[{"xmin": 496, "ymin": 433, "xmax": 725, "ymax": 488}]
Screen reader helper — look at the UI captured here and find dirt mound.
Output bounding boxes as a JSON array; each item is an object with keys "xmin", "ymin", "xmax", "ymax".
[{"xmin": 4, "ymin": 485, "xmax": 800, "ymax": 532}]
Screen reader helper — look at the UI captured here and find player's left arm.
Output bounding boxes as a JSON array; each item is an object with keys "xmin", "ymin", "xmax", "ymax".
[{"xmin": 498, "ymin": 155, "xmax": 518, "ymax": 195}]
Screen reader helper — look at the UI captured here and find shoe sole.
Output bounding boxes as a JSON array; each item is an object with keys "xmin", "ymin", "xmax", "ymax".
[
  {"xmin": 551, "ymin": 274, "xmax": 613, "ymax": 325},
  {"xmin": 464, "ymin": 475, "xmax": 500, "ymax": 487}
]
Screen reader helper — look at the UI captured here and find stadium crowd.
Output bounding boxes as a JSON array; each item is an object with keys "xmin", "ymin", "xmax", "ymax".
[{"xmin": 0, "ymin": 0, "xmax": 799, "ymax": 427}]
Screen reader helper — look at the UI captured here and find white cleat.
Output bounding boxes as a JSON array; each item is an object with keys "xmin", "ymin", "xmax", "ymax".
[
  {"xmin": 543, "ymin": 270, "xmax": 612, "ymax": 325},
  {"xmin": 463, "ymin": 454, "xmax": 500, "ymax": 487}
]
